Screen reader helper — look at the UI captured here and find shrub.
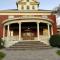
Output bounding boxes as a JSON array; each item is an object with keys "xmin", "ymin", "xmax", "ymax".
[
  {"xmin": 49, "ymin": 35, "xmax": 60, "ymax": 48},
  {"xmin": 0, "ymin": 52, "xmax": 6, "ymax": 60},
  {"xmin": 0, "ymin": 38, "xmax": 4, "ymax": 49},
  {"xmin": 56, "ymin": 50, "xmax": 60, "ymax": 56}
]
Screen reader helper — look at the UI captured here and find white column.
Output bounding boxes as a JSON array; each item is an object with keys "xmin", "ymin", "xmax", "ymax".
[
  {"xmin": 37, "ymin": 22, "xmax": 39, "ymax": 41},
  {"xmin": 3, "ymin": 25, "xmax": 5, "ymax": 40},
  {"xmin": 47, "ymin": 24, "xmax": 50, "ymax": 38},
  {"xmin": 51, "ymin": 26, "xmax": 53, "ymax": 35},
  {"xmin": 19, "ymin": 22, "xmax": 21, "ymax": 40},
  {"xmin": 7, "ymin": 25, "xmax": 10, "ymax": 40}
]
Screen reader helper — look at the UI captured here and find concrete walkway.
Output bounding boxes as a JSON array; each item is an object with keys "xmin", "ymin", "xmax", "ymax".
[{"xmin": 0, "ymin": 48, "xmax": 60, "ymax": 60}]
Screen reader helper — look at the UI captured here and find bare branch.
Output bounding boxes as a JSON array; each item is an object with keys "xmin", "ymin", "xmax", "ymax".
[{"xmin": 53, "ymin": 4, "xmax": 60, "ymax": 17}]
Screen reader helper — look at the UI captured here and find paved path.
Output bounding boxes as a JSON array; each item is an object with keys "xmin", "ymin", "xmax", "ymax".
[{"xmin": 0, "ymin": 48, "xmax": 60, "ymax": 60}]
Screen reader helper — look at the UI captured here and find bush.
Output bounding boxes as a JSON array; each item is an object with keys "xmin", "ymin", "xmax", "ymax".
[
  {"xmin": 56, "ymin": 50, "xmax": 60, "ymax": 56},
  {"xmin": 0, "ymin": 52, "xmax": 6, "ymax": 60},
  {"xmin": 0, "ymin": 38, "xmax": 4, "ymax": 49},
  {"xmin": 49, "ymin": 35, "xmax": 60, "ymax": 48}
]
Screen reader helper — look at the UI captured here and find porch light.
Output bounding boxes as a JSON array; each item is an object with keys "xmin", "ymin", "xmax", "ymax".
[{"xmin": 28, "ymin": 27, "xmax": 30, "ymax": 30}]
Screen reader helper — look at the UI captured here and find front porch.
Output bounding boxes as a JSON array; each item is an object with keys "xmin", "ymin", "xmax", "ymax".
[{"xmin": 3, "ymin": 22, "xmax": 53, "ymax": 47}]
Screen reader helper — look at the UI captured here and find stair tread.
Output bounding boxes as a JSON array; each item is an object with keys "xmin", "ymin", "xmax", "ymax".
[{"xmin": 6, "ymin": 41, "xmax": 51, "ymax": 50}]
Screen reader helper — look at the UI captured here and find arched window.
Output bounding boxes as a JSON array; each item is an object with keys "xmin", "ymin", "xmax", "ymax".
[{"xmin": 27, "ymin": 6, "xmax": 29, "ymax": 10}]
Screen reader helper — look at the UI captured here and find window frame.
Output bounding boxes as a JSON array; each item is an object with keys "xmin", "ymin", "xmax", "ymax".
[{"xmin": 27, "ymin": 5, "xmax": 29, "ymax": 10}]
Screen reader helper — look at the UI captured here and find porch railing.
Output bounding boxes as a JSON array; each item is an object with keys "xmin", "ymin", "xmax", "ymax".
[{"xmin": 4, "ymin": 35, "xmax": 49, "ymax": 42}]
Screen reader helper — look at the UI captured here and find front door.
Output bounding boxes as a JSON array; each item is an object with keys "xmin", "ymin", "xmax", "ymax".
[
  {"xmin": 21, "ymin": 22, "xmax": 37, "ymax": 40},
  {"xmin": 22, "ymin": 31, "xmax": 34, "ymax": 40}
]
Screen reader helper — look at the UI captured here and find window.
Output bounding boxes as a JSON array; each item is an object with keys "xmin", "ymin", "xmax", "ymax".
[
  {"xmin": 27, "ymin": 0, "xmax": 29, "ymax": 2},
  {"xmin": 21, "ymin": 6, "xmax": 24, "ymax": 10},
  {"xmin": 32, "ymin": 6, "xmax": 35, "ymax": 9},
  {"xmin": 27, "ymin": 6, "xmax": 29, "ymax": 10}
]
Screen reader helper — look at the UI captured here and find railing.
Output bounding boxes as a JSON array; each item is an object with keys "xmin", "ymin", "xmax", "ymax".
[
  {"xmin": 39, "ymin": 35, "xmax": 49, "ymax": 45},
  {"xmin": 4, "ymin": 35, "xmax": 49, "ymax": 47},
  {"xmin": 5, "ymin": 36, "xmax": 19, "ymax": 41},
  {"xmin": 10, "ymin": 36, "xmax": 19, "ymax": 41},
  {"xmin": 4, "ymin": 35, "xmax": 49, "ymax": 42}
]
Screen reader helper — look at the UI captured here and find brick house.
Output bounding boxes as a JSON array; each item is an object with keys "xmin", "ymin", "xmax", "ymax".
[{"xmin": 0, "ymin": 0, "xmax": 57, "ymax": 47}]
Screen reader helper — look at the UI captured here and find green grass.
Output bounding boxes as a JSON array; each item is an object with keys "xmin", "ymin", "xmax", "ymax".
[
  {"xmin": 0, "ymin": 52, "xmax": 6, "ymax": 60},
  {"xmin": 56, "ymin": 50, "xmax": 60, "ymax": 56}
]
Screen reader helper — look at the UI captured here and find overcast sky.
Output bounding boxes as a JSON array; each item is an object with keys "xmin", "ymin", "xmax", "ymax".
[{"xmin": 0, "ymin": 0, "xmax": 60, "ymax": 25}]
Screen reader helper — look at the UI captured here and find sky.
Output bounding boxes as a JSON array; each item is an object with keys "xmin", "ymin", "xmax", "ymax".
[{"xmin": 0, "ymin": 0, "xmax": 60, "ymax": 25}]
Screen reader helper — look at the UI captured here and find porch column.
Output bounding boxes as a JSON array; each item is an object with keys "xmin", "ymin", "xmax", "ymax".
[
  {"xmin": 51, "ymin": 26, "xmax": 53, "ymax": 35},
  {"xmin": 47, "ymin": 24, "xmax": 50, "ymax": 38},
  {"xmin": 7, "ymin": 24, "xmax": 10, "ymax": 40},
  {"xmin": 37, "ymin": 22, "xmax": 39, "ymax": 41},
  {"xmin": 19, "ymin": 22, "xmax": 21, "ymax": 40},
  {"xmin": 3, "ymin": 25, "xmax": 5, "ymax": 40}
]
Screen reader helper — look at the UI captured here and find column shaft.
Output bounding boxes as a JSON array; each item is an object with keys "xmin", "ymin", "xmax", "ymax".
[
  {"xmin": 51, "ymin": 26, "xmax": 53, "ymax": 35},
  {"xmin": 7, "ymin": 25, "xmax": 10, "ymax": 40},
  {"xmin": 19, "ymin": 23, "xmax": 21, "ymax": 40},
  {"xmin": 37, "ymin": 22, "xmax": 39, "ymax": 41},
  {"xmin": 3, "ymin": 25, "xmax": 5, "ymax": 40},
  {"xmin": 48, "ymin": 24, "xmax": 50, "ymax": 38}
]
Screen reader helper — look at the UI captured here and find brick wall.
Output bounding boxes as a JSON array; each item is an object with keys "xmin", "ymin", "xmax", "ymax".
[
  {"xmin": 0, "ymin": 14, "xmax": 57, "ymax": 38},
  {"xmin": 0, "ymin": 15, "xmax": 8, "ymax": 37},
  {"xmin": 48, "ymin": 15, "xmax": 57, "ymax": 35}
]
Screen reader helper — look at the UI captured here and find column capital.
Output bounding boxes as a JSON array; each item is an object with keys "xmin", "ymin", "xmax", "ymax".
[
  {"xmin": 47, "ymin": 23, "xmax": 49, "ymax": 25},
  {"xmin": 18, "ymin": 22, "xmax": 21, "ymax": 24},
  {"xmin": 37, "ymin": 22, "xmax": 40, "ymax": 24},
  {"xmin": 4, "ymin": 24, "xmax": 6, "ymax": 27}
]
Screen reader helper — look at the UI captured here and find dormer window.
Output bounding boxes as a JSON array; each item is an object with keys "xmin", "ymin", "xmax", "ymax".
[
  {"xmin": 32, "ymin": 6, "xmax": 35, "ymax": 9},
  {"xmin": 17, "ymin": 0, "xmax": 39, "ymax": 10},
  {"xmin": 27, "ymin": 0, "xmax": 29, "ymax": 2},
  {"xmin": 27, "ymin": 6, "xmax": 29, "ymax": 10}
]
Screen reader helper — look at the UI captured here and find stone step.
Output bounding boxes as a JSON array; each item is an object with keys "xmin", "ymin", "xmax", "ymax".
[
  {"xmin": 6, "ymin": 47, "xmax": 51, "ymax": 50},
  {"xmin": 11, "ymin": 45, "xmax": 49, "ymax": 48},
  {"xmin": 6, "ymin": 41, "xmax": 51, "ymax": 50},
  {"xmin": 12, "ymin": 41, "xmax": 46, "ymax": 45}
]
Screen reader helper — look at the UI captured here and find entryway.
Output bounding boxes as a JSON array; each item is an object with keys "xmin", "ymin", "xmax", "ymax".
[{"xmin": 21, "ymin": 22, "xmax": 37, "ymax": 40}]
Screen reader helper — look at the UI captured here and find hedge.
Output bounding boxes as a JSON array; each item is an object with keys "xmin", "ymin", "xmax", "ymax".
[
  {"xmin": 0, "ymin": 38, "xmax": 4, "ymax": 49},
  {"xmin": 49, "ymin": 35, "xmax": 60, "ymax": 48}
]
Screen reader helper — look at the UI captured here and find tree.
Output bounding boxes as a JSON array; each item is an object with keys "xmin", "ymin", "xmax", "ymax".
[{"xmin": 52, "ymin": 4, "xmax": 60, "ymax": 17}]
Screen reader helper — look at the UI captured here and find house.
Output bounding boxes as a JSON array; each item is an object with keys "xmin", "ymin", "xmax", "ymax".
[{"xmin": 0, "ymin": 0, "xmax": 57, "ymax": 47}]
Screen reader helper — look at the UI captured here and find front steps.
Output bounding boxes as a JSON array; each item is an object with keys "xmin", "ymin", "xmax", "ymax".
[{"xmin": 6, "ymin": 41, "xmax": 51, "ymax": 50}]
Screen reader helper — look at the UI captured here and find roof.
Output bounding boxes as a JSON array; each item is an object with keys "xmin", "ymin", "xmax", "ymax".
[{"xmin": 0, "ymin": 9, "xmax": 53, "ymax": 13}]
